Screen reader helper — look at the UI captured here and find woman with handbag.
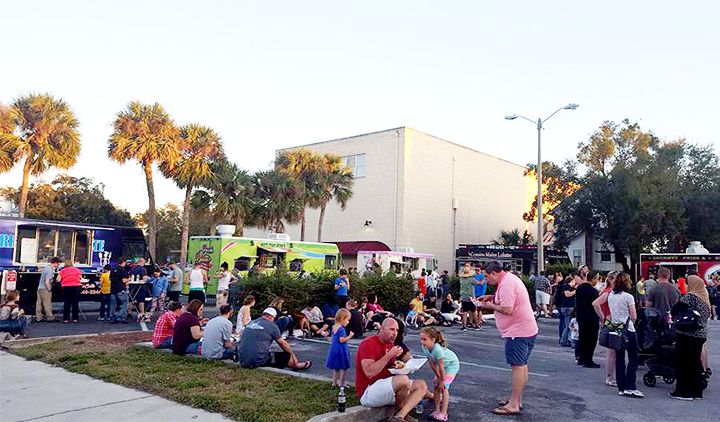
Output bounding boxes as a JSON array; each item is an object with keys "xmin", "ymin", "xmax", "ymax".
[
  {"xmin": 607, "ymin": 273, "xmax": 643, "ymax": 398},
  {"xmin": 669, "ymin": 275, "xmax": 711, "ymax": 401}
]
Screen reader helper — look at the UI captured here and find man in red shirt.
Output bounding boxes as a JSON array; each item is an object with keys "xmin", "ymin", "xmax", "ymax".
[
  {"xmin": 355, "ymin": 318, "xmax": 427, "ymax": 421},
  {"xmin": 152, "ymin": 302, "xmax": 184, "ymax": 348}
]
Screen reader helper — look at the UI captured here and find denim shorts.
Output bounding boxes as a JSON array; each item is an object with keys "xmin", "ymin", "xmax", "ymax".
[{"xmin": 504, "ymin": 335, "xmax": 537, "ymax": 366}]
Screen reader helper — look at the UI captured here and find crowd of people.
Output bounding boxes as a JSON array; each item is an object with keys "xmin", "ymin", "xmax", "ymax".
[{"xmin": 532, "ymin": 265, "xmax": 715, "ymax": 401}]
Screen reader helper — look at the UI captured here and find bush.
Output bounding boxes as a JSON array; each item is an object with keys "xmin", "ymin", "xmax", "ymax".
[
  {"xmin": 237, "ymin": 269, "xmax": 414, "ymax": 316},
  {"xmin": 546, "ymin": 262, "xmax": 576, "ymax": 276}
]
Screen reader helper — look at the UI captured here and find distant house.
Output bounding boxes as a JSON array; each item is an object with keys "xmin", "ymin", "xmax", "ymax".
[{"xmin": 566, "ymin": 232, "xmax": 627, "ymax": 272}]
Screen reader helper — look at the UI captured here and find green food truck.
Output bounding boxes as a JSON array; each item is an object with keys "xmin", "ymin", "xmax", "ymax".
[{"xmin": 184, "ymin": 234, "xmax": 340, "ymax": 296}]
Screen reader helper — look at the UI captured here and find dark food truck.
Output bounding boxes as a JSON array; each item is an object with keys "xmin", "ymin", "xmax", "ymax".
[
  {"xmin": 455, "ymin": 244, "xmax": 570, "ymax": 274},
  {"xmin": 0, "ymin": 217, "xmax": 147, "ymax": 312}
]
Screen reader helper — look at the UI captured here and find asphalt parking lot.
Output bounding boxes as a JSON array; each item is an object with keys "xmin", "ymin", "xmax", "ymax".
[{"xmin": 285, "ymin": 318, "xmax": 720, "ymax": 422}]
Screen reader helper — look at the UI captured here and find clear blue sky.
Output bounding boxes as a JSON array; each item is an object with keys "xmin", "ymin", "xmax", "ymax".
[{"xmin": 1, "ymin": 0, "xmax": 718, "ymax": 213}]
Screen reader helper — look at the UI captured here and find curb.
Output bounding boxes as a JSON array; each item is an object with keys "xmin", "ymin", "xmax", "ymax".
[
  {"xmin": 1, "ymin": 330, "xmax": 148, "ymax": 348},
  {"xmin": 306, "ymin": 405, "xmax": 394, "ymax": 422}
]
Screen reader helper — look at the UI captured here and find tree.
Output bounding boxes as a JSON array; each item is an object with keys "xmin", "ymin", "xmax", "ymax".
[
  {"xmin": 251, "ymin": 169, "xmax": 305, "ymax": 233},
  {"xmin": 315, "ymin": 154, "xmax": 354, "ymax": 242},
  {"xmin": 523, "ymin": 160, "xmax": 580, "ymax": 223},
  {"xmin": 0, "ymin": 174, "xmax": 134, "ymax": 226},
  {"xmin": 0, "ymin": 94, "xmax": 81, "ymax": 217},
  {"xmin": 192, "ymin": 160, "xmax": 255, "ymax": 236},
  {"xmin": 275, "ymin": 148, "xmax": 323, "ymax": 241},
  {"xmin": 135, "ymin": 204, "xmax": 182, "ymax": 263},
  {"xmin": 492, "ymin": 228, "xmax": 534, "ymax": 246},
  {"xmin": 160, "ymin": 124, "xmax": 225, "ymax": 268},
  {"xmin": 108, "ymin": 101, "xmax": 181, "ymax": 260}
]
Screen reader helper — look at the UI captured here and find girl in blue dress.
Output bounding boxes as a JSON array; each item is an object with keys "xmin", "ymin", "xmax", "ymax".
[{"xmin": 326, "ymin": 308, "xmax": 354, "ymax": 387}]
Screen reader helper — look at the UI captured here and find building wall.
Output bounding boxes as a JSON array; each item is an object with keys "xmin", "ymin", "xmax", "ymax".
[{"xmin": 567, "ymin": 232, "xmax": 626, "ymax": 272}]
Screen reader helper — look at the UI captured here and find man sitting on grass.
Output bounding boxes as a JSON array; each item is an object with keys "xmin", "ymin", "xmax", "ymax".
[
  {"xmin": 237, "ymin": 308, "xmax": 312, "ymax": 370},
  {"xmin": 152, "ymin": 301, "xmax": 183, "ymax": 349},
  {"xmin": 202, "ymin": 304, "xmax": 236, "ymax": 360}
]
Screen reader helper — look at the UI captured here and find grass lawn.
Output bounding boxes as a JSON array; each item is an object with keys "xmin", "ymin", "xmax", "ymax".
[{"xmin": 10, "ymin": 333, "xmax": 358, "ymax": 422}]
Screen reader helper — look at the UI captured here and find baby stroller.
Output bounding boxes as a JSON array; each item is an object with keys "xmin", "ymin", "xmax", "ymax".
[{"xmin": 637, "ymin": 308, "xmax": 677, "ymax": 387}]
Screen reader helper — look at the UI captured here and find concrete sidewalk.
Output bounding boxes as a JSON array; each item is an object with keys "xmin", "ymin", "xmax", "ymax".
[{"xmin": 0, "ymin": 351, "xmax": 230, "ymax": 422}]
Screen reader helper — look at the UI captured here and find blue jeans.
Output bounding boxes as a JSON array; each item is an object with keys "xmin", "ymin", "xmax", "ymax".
[
  {"xmin": 110, "ymin": 291, "xmax": 129, "ymax": 321},
  {"xmin": 0, "ymin": 317, "xmax": 28, "ymax": 336},
  {"xmin": 559, "ymin": 307, "xmax": 573, "ymax": 345},
  {"xmin": 616, "ymin": 332, "xmax": 639, "ymax": 391},
  {"xmin": 185, "ymin": 342, "xmax": 200, "ymax": 355},
  {"xmin": 276, "ymin": 316, "xmax": 294, "ymax": 335},
  {"xmin": 99, "ymin": 294, "xmax": 111, "ymax": 318},
  {"xmin": 157, "ymin": 337, "xmax": 172, "ymax": 349}
]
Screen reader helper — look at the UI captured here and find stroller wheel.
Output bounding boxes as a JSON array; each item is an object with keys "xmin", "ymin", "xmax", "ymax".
[
  {"xmin": 643, "ymin": 373, "xmax": 656, "ymax": 387},
  {"xmin": 662, "ymin": 376, "xmax": 675, "ymax": 385}
]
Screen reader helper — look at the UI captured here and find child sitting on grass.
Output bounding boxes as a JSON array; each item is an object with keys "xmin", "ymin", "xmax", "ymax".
[
  {"xmin": 325, "ymin": 308, "xmax": 354, "ymax": 387},
  {"xmin": 420, "ymin": 326, "xmax": 460, "ymax": 422}
]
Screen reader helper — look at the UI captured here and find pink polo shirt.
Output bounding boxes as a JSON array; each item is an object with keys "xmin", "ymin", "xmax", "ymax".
[{"xmin": 494, "ymin": 272, "xmax": 538, "ymax": 338}]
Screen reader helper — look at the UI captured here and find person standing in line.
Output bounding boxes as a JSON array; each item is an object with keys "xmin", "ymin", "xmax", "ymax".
[
  {"xmin": 35, "ymin": 257, "xmax": 61, "ymax": 322},
  {"xmin": 187, "ymin": 262, "xmax": 208, "ymax": 304},
  {"xmin": 98, "ymin": 264, "xmax": 112, "ymax": 321},
  {"xmin": 150, "ymin": 267, "xmax": 168, "ymax": 315},
  {"xmin": 644, "ymin": 273, "xmax": 658, "ymax": 297},
  {"xmin": 669, "ymin": 275, "xmax": 711, "ymax": 401},
  {"xmin": 608, "ymin": 273, "xmax": 644, "ymax": 398},
  {"xmin": 533, "ymin": 271, "xmax": 552, "ymax": 318},
  {"xmin": 576, "ymin": 270, "xmax": 601, "ymax": 368},
  {"xmin": 334, "ymin": 269, "xmax": 350, "ymax": 308},
  {"xmin": 592, "ymin": 271, "xmax": 618, "ymax": 386},
  {"xmin": 214, "ymin": 262, "xmax": 236, "ymax": 307},
  {"xmin": 478, "ymin": 262, "xmax": 538, "ymax": 416},
  {"xmin": 645, "ymin": 267, "xmax": 681, "ymax": 323},
  {"xmin": 458, "ymin": 262, "xmax": 480, "ymax": 332},
  {"xmin": 473, "ymin": 265, "xmax": 487, "ymax": 328},
  {"xmin": 578, "ymin": 265, "xmax": 590, "ymax": 281},
  {"xmin": 129, "ymin": 258, "xmax": 150, "ymax": 320},
  {"xmin": 557, "ymin": 275, "xmax": 577, "ymax": 347},
  {"xmin": 109, "ymin": 257, "xmax": 130, "ymax": 324},
  {"xmin": 57, "ymin": 261, "xmax": 82, "ymax": 323},
  {"xmin": 440, "ymin": 270, "xmax": 450, "ymax": 297},
  {"xmin": 326, "ymin": 308, "xmax": 354, "ymax": 388},
  {"xmin": 167, "ymin": 261, "xmax": 184, "ymax": 303},
  {"xmin": 636, "ymin": 278, "xmax": 646, "ymax": 307},
  {"xmin": 426, "ymin": 270, "xmax": 438, "ymax": 298}
]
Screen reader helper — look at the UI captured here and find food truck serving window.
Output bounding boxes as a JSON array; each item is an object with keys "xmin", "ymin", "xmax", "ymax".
[{"xmin": 15, "ymin": 225, "xmax": 92, "ymax": 265}]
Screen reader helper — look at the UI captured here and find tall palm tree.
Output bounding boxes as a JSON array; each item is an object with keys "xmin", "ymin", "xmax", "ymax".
[
  {"xmin": 192, "ymin": 160, "xmax": 255, "ymax": 236},
  {"xmin": 160, "ymin": 124, "xmax": 225, "ymax": 268},
  {"xmin": 275, "ymin": 148, "xmax": 323, "ymax": 241},
  {"xmin": 0, "ymin": 95, "xmax": 80, "ymax": 217},
  {"xmin": 315, "ymin": 154, "xmax": 354, "ymax": 242},
  {"xmin": 108, "ymin": 101, "xmax": 180, "ymax": 260},
  {"xmin": 252, "ymin": 169, "xmax": 305, "ymax": 233},
  {"xmin": 492, "ymin": 228, "xmax": 534, "ymax": 246}
]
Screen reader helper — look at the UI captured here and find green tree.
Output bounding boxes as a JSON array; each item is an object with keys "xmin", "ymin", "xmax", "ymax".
[
  {"xmin": 136, "ymin": 204, "xmax": 182, "ymax": 263},
  {"xmin": 192, "ymin": 160, "xmax": 255, "ymax": 236},
  {"xmin": 108, "ymin": 101, "xmax": 181, "ymax": 260},
  {"xmin": 160, "ymin": 124, "xmax": 225, "ymax": 268},
  {"xmin": 251, "ymin": 169, "xmax": 305, "ymax": 233},
  {"xmin": 0, "ymin": 94, "xmax": 81, "ymax": 217},
  {"xmin": 275, "ymin": 148, "xmax": 324, "ymax": 241},
  {"xmin": 492, "ymin": 228, "xmax": 534, "ymax": 246},
  {"xmin": 315, "ymin": 154, "xmax": 354, "ymax": 242}
]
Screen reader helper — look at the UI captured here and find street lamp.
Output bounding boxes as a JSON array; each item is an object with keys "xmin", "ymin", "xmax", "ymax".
[{"xmin": 505, "ymin": 103, "xmax": 579, "ymax": 273}]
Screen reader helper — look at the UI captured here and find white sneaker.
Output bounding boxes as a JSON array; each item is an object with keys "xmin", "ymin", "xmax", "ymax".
[
  {"xmin": 626, "ymin": 390, "xmax": 645, "ymax": 398},
  {"xmin": 605, "ymin": 378, "xmax": 617, "ymax": 387},
  {"xmin": 618, "ymin": 391, "xmax": 627, "ymax": 396}
]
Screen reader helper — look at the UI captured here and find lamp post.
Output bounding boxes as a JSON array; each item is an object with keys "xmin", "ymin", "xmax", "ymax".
[{"xmin": 505, "ymin": 103, "xmax": 579, "ymax": 273}]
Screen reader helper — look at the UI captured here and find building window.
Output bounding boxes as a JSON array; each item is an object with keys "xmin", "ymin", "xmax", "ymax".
[
  {"xmin": 572, "ymin": 249, "xmax": 582, "ymax": 267},
  {"xmin": 600, "ymin": 252, "xmax": 612, "ymax": 262},
  {"xmin": 343, "ymin": 154, "xmax": 365, "ymax": 178}
]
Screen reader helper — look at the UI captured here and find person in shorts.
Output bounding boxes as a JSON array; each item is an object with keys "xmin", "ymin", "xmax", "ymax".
[
  {"xmin": 458, "ymin": 262, "xmax": 480, "ymax": 332},
  {"xmin": 533, "ymin": 271, "xmax": 552, "ymax": 318},
  {"xmin": 236, "ymin": 308, "xmax": 312, "ymax": 370},
  {"xmin": 479, "ymin": 262, "xmax": 538, "ymax": 416},
  {"xmin": 355, "ymin": 318, "xmax": 428, "ymax": 422}
]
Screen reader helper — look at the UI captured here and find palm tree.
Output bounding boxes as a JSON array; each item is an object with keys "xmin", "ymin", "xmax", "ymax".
[
  {"xmin": 0, "ymin": 95, "xmax": 80, "ymax": 217},
  {"xmin": 275, "ymin": 148, "xmax": 323, "ymax": 240},
  {"xmin": 315, "ymin": 154, "xmax": 354, "ymax": 242},
  {"xmin": 252, "ymin": 169, "xmax": 305, "ymax": 233},
  {"xmin": 108, "ymin": 101, "xmax": 180, "ymax": 260},
  {"xmin": 160, "ymin": 124, "xmax": 225, "ymax": 268},
  {"xmin": 192, "ymin": 160, "xmax": 255, "ymax": 236},
  {"xmin": 492, "ymin": 228, "xmax": 535, "ymax": 246}
]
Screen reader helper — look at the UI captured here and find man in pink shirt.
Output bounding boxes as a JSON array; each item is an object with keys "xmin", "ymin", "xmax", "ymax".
[{"xmin": 479, "ymin": 262, "xmax": 538, "ymax": 416}]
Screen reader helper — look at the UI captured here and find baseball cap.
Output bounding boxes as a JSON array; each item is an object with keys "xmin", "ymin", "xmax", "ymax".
[{"xmin": 263, "ymin": 308, "xmax": 277, "ymax": 318}]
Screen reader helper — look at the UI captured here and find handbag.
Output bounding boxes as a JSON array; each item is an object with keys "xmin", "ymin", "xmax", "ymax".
[
  {"xmin": 599, "ymin": 317, "xmax": 630, "ymax": 351},
  {"xmin": 672, "ymin": 304, "xmax": 702, "ymax": 334}
]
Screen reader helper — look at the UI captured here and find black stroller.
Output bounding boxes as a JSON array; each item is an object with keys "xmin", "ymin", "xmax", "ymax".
[{"xmin": 637, "ymin": 308, "xmax": 677, "ymax": 387}]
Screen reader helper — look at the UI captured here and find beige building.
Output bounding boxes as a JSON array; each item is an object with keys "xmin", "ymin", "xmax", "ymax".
[{"xmin": 247, "ymin": 127, "xmax": 534, "ymax": 270}]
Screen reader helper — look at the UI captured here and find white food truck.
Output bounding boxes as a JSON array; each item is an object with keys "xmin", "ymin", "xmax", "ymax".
[{"xmin": 357, "ymin": 250, "xmax": 436, "ymax": 276}]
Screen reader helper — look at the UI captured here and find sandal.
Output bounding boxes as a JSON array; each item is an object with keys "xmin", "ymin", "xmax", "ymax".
[
  {"xmin": 498, "ymin": 400, "xmax": 523, "ymax": 410},
  {"xmin": 492, "ymin": 406, "xmax": 521, "ymax": 416},
  {"xmin": 297, "ymin": 360, "xmax": 313, "ymax": 371}
]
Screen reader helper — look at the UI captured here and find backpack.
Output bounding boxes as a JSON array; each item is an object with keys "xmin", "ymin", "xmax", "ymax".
[{"xmin": 672, "ymin": 302, "xmax": 702, "ymax": 334}]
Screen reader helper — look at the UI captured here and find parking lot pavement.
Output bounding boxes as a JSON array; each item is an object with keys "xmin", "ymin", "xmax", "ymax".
[{"xmin": 286, "ymin": 318, "xmax": 720, "ymax": 422}]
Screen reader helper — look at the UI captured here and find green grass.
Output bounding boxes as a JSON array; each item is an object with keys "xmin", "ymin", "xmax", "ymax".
[{"xmin": 13, "ymin": 341, "xmax": 358, "ymax": 422}]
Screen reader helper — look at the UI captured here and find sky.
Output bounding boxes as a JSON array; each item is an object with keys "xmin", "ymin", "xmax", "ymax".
[{"xmin": 1, "ymin": 1, "xmax": 718, "ymax": 214}]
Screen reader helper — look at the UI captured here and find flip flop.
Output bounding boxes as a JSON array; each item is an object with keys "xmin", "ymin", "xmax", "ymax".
[
  {"xmin": 498, "ymin": 400, "xmax": 523, "ymax": 410},
  {"xmin": 492, "ymin": 406, "xmax": 521, "ymax": 416},
  {"xmin": 297, "ymin": 361, "xmax": 313, "ymax": 371}
]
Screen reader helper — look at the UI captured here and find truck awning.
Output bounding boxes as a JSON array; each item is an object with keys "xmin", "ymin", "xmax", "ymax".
[{"xmin": 332, "ymin": 241, "xmax": 391, "ymax": 255}]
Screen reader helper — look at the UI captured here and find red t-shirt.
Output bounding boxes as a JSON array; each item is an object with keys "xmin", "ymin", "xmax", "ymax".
[
  {"xmin": 418, "ymin": 277, "xmax": 427, "ymax": 296},
  {"xmin": 601, "ymin": 287, "xmax": 612, "ymax": 319},
  {"xmin": 59, "ymin": 267, "xmax": 82, "ymax": 287},
  {"xmin": 678, "ymin": 278, "xmax": 687, "ymax": 295},
  {"xmin": 355, "ymin": 335, "xmax": 393, "ymax": 399}
]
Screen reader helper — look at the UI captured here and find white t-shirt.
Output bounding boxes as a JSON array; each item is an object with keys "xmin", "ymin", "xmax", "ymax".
[
  {"xmin": 608, "ymin": 291, "xmax": 636, "ymax": 332},
  {"xmin": 217, "ymin": 271, "xmax": 232, "ymax": 291},
  {"xmin": 188, "ymin": 269, "xmax": 205, "ymax": 290}
]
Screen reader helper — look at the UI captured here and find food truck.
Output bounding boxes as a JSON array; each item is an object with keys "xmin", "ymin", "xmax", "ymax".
[
  {"xmin": 186, "ymin": 230, "xmax": 341, "ymax": 296},
  {"xmin": 455, "ymin": 244, "xmax": 570, "ymax": 275},
  {"xmin": 640, "ymin": 242, "xmax": 720, "ymax": 282},
  {"xmin": 0, "ymin": 217, "xmax": 147, "ymax": 309},
  {"xmin": 356, "ymin": 249, "xmax": 437, "ymax": 276}
]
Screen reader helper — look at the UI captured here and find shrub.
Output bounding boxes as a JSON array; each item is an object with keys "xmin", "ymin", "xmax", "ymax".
[{"xmin": 546, "ymin": 262, "xmax": 576, "ymax": 276}]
